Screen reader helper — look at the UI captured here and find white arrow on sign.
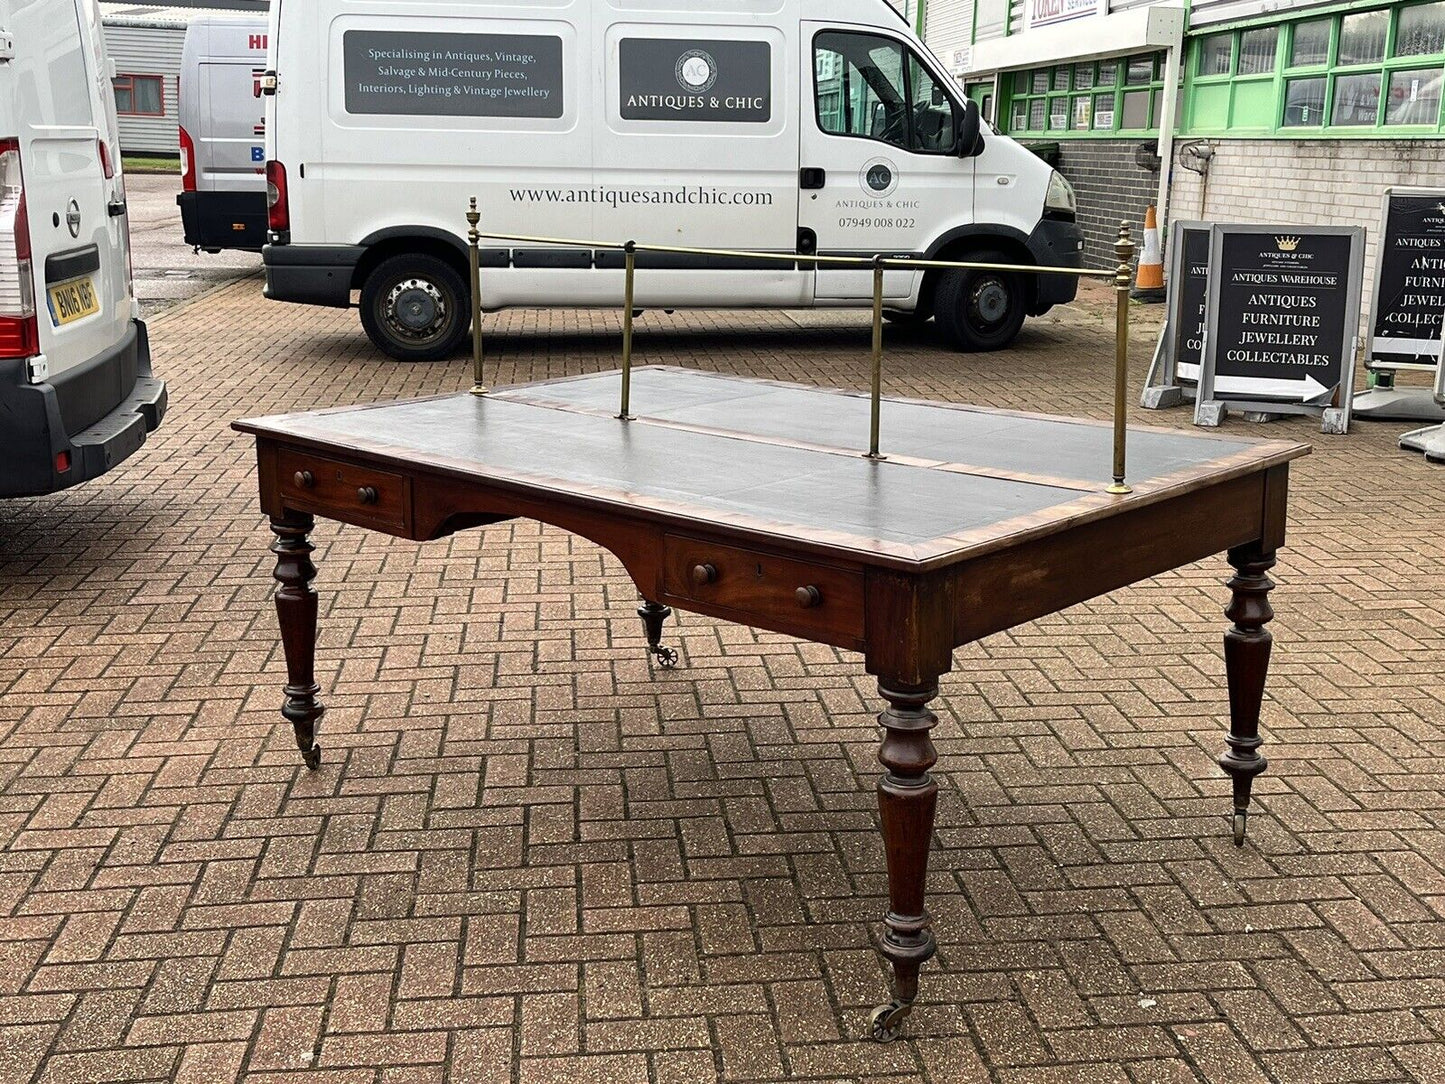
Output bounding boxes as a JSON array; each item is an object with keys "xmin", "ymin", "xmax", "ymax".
[{"xmin": 1214, "ymin": 373, "xmax": 1337, "ymax": 403}]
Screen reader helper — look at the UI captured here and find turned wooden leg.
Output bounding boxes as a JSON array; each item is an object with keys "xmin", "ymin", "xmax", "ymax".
[
  {"xmin": 870, "ymin": 679, "xmax": 940, "ymax": 1042},
  {"xmin": 271, "ymin": 513, "xmax": 324, "ymax": 770},
  {"xmin": 1220, "ymin": 544, "xmax": 1275, "ymax": 846},
  {"xmin": 637, "ymin": 599, "xmax": 678, "ymax": 669}
]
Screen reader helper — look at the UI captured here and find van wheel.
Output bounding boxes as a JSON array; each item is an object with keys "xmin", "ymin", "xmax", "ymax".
[
  {"xmin": 934, "ymin": 252, "xmax": 1027, "ymax": 352},
  {"xmin": 360, "ymin": 254, "xmax": 469, "ymax": 362}
]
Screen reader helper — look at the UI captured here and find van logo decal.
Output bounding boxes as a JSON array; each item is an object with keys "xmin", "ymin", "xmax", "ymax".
[
  {"xmin": 620, "ymin": 39, "xmax": 771, "ymax": 124},
  {"xmin": 65, "ymin": 199, "xmax": 81, "ymax": 239},
  {"xmin": 675, "ymin": 50, "xmax": 718, "ymax": 94},
  {"xmin": 861, "ymin": 158, "xmax": 899, "ymax": 199}
]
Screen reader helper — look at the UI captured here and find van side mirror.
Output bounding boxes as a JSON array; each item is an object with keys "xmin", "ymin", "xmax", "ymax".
[{"xmin": 956, "ymin": 99, "xmax": 982, "ymax": 158}]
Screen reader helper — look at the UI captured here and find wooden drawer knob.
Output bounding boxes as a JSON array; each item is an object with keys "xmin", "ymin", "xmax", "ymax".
[
  {"xmin": 357, "ymin": 486, "xmax": 379, "ymax": 505},
  {"xmin": 795, "ymin": 585, "xmax": 822, "ymax": 609},
  {"xmin": 691, "ymin": 563, "xmax": 718, "ymax": 586},
  {"xmin": 293, "ymin": 470, "xmax": 315, "ymax": 489}
]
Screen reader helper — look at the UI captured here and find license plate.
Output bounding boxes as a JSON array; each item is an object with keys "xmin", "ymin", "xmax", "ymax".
[{"xmin": 47, "ymin": 275, "xmax": 100, "ymax": 326}]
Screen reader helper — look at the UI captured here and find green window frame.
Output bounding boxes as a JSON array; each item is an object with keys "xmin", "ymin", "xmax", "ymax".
[
  {"xmin": 1185, "ymin": 0, "xmax": 1445, "ymax": 136},
  {"xmin": 999, "ymin": 53, "xmax": 1168, "ymax": 137}
]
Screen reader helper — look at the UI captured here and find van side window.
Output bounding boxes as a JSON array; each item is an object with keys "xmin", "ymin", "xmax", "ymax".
[{"xmin": 813, "ymin": 32, "xmax": 957, "ymax": 154}]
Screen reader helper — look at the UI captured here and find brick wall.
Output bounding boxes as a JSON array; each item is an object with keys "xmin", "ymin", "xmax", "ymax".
[
  {"xmin": 1169, "ymin": 138, "xmax": 1445, "ymax": 327},
  {"xmin": 1054, "ymin": 139, "xmax": 1164, "ymax": 266}
]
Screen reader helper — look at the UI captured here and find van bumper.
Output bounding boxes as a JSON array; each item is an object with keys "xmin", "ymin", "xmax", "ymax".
[
  {"xmin": 0, "ymin": 321, "xmax": 167, "ymax": 499},
  {"xmin": 1027, "ymin": 218, "xmax": 1085, "ymax": 314},
  {"xmin": 179, "ymin": 191, "xmax": 268, "ymax": 253},
  {"xmin": 263, "ymin": 244, "xmax": 364, "ymax": 308}
]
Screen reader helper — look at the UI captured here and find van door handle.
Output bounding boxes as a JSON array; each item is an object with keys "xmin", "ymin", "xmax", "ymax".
[{"xmin": 800, "ymin": 168, "xmax": 826, "ymax": 190}]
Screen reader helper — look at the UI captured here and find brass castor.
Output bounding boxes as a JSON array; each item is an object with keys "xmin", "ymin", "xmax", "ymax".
[
  {"xmin": 637, "ymin": 601, "xmax": 679, "ymax": 671},
  {"xmin": 868, "ymin": 999, "xmax": 912, "ymax": 1043},
  {"xmin": 1233, "ymin": 809, "xmax": 1248, "ymax": 847},
  {"xmin": 302, "ymin": 744, "xmax": 322, "ymax": 771}
]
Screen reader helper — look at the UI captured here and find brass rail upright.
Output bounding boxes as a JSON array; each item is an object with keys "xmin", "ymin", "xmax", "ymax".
[
  {"xmin": 466, "ymin": 198, "xmax": 486, "ymax": 396},
  {"xmin": 868, "ymin": 258, "xmax": 886, "ymax": 460},
  {"xmin": 1109, "ymin": 223, "xmax": 1136, "ymax": 495},
  {"xmin": 619, "ymin": 242, "xmax": 637, "ymax": 420}
]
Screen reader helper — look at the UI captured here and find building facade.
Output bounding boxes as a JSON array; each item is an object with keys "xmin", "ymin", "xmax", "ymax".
[
  {"xmin": 923, "ymin": 0, "xmax": 1445, "ymax": 298},
  {"xmin": 100, "ymin": 5, "xmax": 189, "ymax": 155},
  {"xmin": 100, "ymin": 2, "xmax": 266, "ymax": 155}
]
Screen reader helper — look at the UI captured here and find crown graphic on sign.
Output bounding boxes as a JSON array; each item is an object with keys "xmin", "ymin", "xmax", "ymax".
[{"xmin": 1275, "ymin": 236, "xmax": 1302, "ymax": 252}]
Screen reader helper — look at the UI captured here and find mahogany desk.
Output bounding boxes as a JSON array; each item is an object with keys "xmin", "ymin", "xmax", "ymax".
[{"xmin": 235, "ymin": 366, "xmax": 1309, "ymax": 1041}]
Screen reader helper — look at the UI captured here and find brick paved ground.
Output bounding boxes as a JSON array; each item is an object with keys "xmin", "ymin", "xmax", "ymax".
[{"xmin": 1, "ymin": 281, "xmax": 1443, "ymax": 1084}]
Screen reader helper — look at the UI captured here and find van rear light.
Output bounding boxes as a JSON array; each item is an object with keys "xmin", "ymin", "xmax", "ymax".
[
  {"xmin": 179, "ymin": 126, "xmax": 196, "ymax": 192},
  {"xmin": 98, "ymin": 137, "xmax": 115, "ymax": 180},
  {"xmin": 0, "ymin": 139, "xmax": 38, "ymax": 359},
  {"xmin": 266, "ymin": 160, "xmax": 289, "ymax": 231}
]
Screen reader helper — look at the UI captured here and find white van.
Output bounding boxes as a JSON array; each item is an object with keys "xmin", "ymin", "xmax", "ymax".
[
  {"xmin": 178, "ymin": 15, "xmax": 269, "ymax": 253},
  {"xmin": 263, "ymin": 0, "xmax": 1084, "ymax": 362},
  {"xmin": 0, "ymin": 0, "xmax": 165, "ymax": 498}
]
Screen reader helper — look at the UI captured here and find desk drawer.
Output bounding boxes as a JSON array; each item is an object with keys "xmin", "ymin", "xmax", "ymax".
[
  {"xmin": 663, "ymin": 534, "xmax": 864, "ymax": 644},
  {"xmin": 276, "ymin": 448, "xmax": 409, "ymax": 531}
]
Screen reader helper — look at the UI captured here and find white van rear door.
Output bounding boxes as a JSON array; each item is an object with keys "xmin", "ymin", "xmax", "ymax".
[
  {"xmin": 18, "ymin": 0, "xmax": 130, "ymax": 380},
  {"xmin": 799, "ymin": 23, "xmax": 972, "ymax": 300},
  {"xmin": 200, "ymin": 61, "xmax": 268, "ymax": 192},
  {"xmin": 195, "ymin": 22, "xmax": 268, "ymax": 194}
]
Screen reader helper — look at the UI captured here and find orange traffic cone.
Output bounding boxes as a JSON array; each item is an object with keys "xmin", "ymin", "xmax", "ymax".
[{"xmin": 1131, "ymin": 205, "xmax": 1165, "ymax": 303}]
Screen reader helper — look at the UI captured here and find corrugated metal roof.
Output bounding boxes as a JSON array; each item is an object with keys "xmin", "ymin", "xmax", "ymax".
[{"xmin": 99, "ymin": 4, "xmax": 261, "ymax": 29}]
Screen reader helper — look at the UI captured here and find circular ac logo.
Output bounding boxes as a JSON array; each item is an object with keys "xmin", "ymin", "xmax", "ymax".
[
  {"xmin": 676, "ymin": 50, "xmax": 718, "ymax": 94},
  {"xmin": 66, "ymin": 199, "xmax": 81, "ymax": 239},
  {"xmin": 861, "ymin": 158, "xmax": 899, "ymax": 198}
]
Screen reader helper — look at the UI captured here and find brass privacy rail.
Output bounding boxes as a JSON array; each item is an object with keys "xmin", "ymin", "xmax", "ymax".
[{"xmin": 464, "ymin": 199, "xmax": 1138, "ymax": 493}]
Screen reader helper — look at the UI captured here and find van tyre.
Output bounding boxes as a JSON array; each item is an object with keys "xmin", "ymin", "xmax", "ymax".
[
  {"xmin": 934, "ymin": 251, "xmax": 1027, "ymax": 353},
  {"xmin": 360, "ymin": 254, "xmax": 470, "ymax": 362}
]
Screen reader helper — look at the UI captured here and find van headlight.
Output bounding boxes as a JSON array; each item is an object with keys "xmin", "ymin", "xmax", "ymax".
[{"xmin": 1045, "ymin": 171, "xmax": 1077, "ymax": 217}]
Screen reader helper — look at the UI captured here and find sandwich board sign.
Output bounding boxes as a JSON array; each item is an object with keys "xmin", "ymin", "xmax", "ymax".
[
  {"xmin": 1195, "ymin": 224, "xmax": 1365, "ymax": 434},
  {"xmin": 1398, "ymin": 316, "xmax": 1445, "ymax": 461},
  {"xmin": 1142, "ymin": 220, "xmax": 1212, "ymax": 409},
  {"xmin": 1354, "ymin": 186, "xmax": 1445, "ymax": 423}
]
